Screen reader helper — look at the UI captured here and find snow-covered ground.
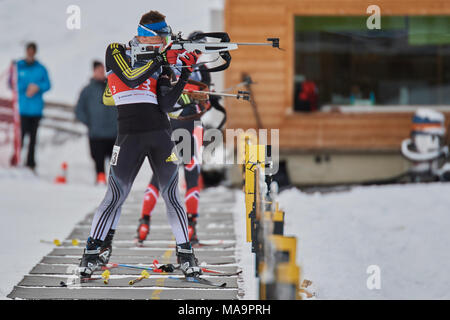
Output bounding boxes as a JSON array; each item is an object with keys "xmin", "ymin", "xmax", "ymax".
[
  {"xmin": 232, "ymin": 190, "xmax": 258, "ymax": 299},
  {"xmin": 276, "ymin": 184, "xmax": 450, "ymax": 299},
  {"xmin": 0, "ymin": 171, "xmax": 105, "ymax": 299},
  {"xmin": 2, "ymin": 125, "xmax": 450, "ymax": 299},
  {"xmin": 0, "ymin": 126, "xmax": 154, "ymax": 299}
]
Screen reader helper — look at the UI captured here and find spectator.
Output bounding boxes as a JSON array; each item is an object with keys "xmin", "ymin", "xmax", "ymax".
[
  {"xmin": 75, "ymin": 61, "xmax": 117, "ymax": 185},
  {"xmin": 15, "ymin": 42, "xmax": 51, "ymax": 170}
]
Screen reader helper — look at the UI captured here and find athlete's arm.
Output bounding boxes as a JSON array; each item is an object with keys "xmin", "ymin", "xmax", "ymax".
[
  {"xmin": 156, "ymin": 69, "xmax": 190, "ymax": 113},
  {"xmin": 105, "ymin": 43, "xmax": 164, "ymax": 88}
]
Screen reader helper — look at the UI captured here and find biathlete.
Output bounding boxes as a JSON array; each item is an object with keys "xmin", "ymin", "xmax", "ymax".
[
  {"xmin": 135, "ymin": 31, "xmax": 212, "ymax": 247},
  {"xmin": 78, "ymin": 10, "xmax": 203, "ymax": 278}
]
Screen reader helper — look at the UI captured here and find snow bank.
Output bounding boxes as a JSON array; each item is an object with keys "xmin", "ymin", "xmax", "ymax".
[
  {"xmin": 232, "ymin": 190, "xmax": 258, "ymax": 299},
  {"xmin": 277, "ymin": 184, "xmax": 450, "ymax": 299},
  {"xmin": 0, "ymin": 124, "xmax": 154, "ymax": 299},
  {"xmin": 0, "ymin": 168, "xmax": 106, "ymax": 299}
]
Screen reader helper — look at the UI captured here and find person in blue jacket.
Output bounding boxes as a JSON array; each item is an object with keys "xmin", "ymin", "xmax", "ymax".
[
  {"xmin": 75, "ymin": 61, "xmax": 118, "ymax": 185},
  {"xmin": 16, "ymin": 42, "xmax": 51, "ymax": 170}
]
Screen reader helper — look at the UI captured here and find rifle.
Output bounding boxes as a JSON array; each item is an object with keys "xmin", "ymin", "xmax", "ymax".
[
  {"xmin": 174, "ymin": 79, "xmax": 249, "ymax": 122},
  {"xmin": 131, "ymin": 32, "xmax": 280, "ymax": 70},
  {"xmin": 183, "ymin": 89, "xmax": 250, "ymax": 101},
  {"xmin": 176, "ymin": 79, "xmax": 251, "ymax": 102}
]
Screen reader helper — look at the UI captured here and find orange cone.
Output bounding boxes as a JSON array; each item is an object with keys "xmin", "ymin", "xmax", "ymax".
[
  {"xmin": 96, "ymin": 172, "xmax": 106, "ymax": 185},
  {"xmin": 54, "ymin": 162, "xmax": 68, "ymax": 184}
]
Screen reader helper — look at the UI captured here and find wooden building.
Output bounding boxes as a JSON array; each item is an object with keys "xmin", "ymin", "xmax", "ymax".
[{"xmin": 223, "ymin": 0, "xmax": 450, "ymax": 185}]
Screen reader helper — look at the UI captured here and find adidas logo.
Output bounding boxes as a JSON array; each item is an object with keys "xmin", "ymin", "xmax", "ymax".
[
  {"xmin": 165, "ymin": 152, "xmax": 179, "ymax": 162},
  {"xmin": 112, "ymin": 48, "xmax": 120, "ymax": 55}
]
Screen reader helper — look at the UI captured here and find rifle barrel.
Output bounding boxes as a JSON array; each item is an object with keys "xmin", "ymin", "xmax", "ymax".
[
  {"xmin": 235, "ymin": 43, "xmax": 274, "ymax": 46},
  {"xmin": 184, "ymin": 89, "xmax": 249, "ymax": 99}
]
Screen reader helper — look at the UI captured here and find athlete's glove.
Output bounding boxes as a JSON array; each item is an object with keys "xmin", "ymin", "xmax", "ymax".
[
  {"xmin": 179, "ymin": 51, "xmax": 200, "ymax": 73},
  {"xmin": 161, "ymin": 44, "xmax": 183, "ymax": 65},
  {"xmin": 164, "ymin": 49, "xmax": 185, "ymax": 65},
  {"xmin": 168, "ymin": 103, "xmax": 202, "ymax": 121}
]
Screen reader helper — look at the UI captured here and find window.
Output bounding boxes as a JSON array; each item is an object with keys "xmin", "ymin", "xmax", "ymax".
[{"xmin": 294, "ymin": 16, "xmax": 450, "ymax": 111}]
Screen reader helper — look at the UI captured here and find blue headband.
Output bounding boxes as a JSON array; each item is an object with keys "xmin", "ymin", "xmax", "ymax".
[{"xmin": 137, "ymin": 21, "xmax": 168, "ymax": 36}]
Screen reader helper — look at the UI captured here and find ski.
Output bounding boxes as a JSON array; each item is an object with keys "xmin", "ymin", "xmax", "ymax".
[
  {"xmin": 104, "ymin": 261, "xmax": 241, "ymax": 276},
  {"xmin": 168, "ymin": 276, "xmax": 227, "ymax": 288},
  {"xmin": 59, "ymin": 277, "xmax": 102, "ymax": 287},
  {"xmin": 193, "ymin": 243, "xmax": 233, "ymax": 249},
  {"xmin": 60, "ymin": 270, "xmax": 111, "ymax": 287},
  {"xmin": 167, "ymin": 240, "xmax": 229, "ymax": 248},
  {"xmin": 103, "ymin": 263, "xmax": 155, "ymax": 272},
  {"xmin": 135, "ymin": 240, "xmax": 233, "ymax": 249},
  {"xmin": 151, "ymin": 259, "xmax": 242, "ymax": 276}
]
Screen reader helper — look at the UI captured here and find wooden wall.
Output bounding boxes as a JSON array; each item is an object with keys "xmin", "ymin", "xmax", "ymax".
[{"xmin": 224, "ymin": 0, "xmax": 450, "ymax": 151}]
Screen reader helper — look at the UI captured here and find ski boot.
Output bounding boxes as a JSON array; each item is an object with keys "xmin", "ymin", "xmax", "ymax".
[
  {"xmin": 135, "ymin": 216, "xmax": 150, "ymax": 246},
  {"xmin": 99, "ymin": 229, "xmax": 115, "ymax": 265},
  {"xmin": 187, "ymin": 213, "xmax": 199, "ymax": 245},
  {"xmin": 78, "ymin": 237, "xmax": 105, "ymax": 278},
  {"xmin": 176, "ymin": 242, "xmax": 202, "ymax": 277}
]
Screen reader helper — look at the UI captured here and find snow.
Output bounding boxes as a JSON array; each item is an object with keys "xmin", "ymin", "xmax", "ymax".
[
  {"xmin": 232, "ymin": 190, "xmax": 258, "ymax": 299},
  {"xmin": 0, "ymin": 127, "xmax": 108, "ymax": 299},
  {"xmin": 0, "ymin": 173, "xmax": 105, "ymax": 299},
  {"xmin": 3, "ymin": 126, "xmax": 450, "ymax": 299},
  {"xmin": 0, "ymin": 125, "xmax": 154, "ymax": 299},
  {"xmin": 276, "ymin": 184, "xmax": 450, "ymax": 299}
]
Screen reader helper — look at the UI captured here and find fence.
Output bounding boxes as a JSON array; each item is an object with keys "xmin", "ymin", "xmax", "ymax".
[{"xmin": 243, "ymin": 137, "xmax": 302, "ymax": 299}]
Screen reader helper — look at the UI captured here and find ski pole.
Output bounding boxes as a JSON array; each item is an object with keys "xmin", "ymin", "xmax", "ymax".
[
  {"xmin": 106, "ymin": 263, "xmax": 155, "ymax": 272},
  {"xmin": 40, "ymin": 238, "xmax": 80, "ymax": 246}
]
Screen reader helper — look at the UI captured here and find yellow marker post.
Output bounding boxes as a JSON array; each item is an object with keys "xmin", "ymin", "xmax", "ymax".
[
  {"xmin": 272, "ymin": 204, "xmax": 285, "ymax": 235},
  {"xmin": 244, "ymin": 139, "xmax": 254, "ymax": 242},
  {"xmin": 269, "ymin": 235, "xmax": 301, "ymax": 299},
  {"xmin": 244, "ymin": 139, "xmax": 267, "ymax": 241},
  {"xmin": 129, "ymin": 270, "xmax": 150, "ymax": 285}
]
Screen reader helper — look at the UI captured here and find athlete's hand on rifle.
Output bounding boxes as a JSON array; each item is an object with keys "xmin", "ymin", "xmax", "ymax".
[
  {"xmin": 160, "ymin": 44, "xmax": 178, "ymax": 65},
  {"xmin": 179, "ymin": 51, "xmax": 200, "ymax": 73},
  {"xmin": 163, "ymin": 48, "xmax": 186, "ymax": 65}
]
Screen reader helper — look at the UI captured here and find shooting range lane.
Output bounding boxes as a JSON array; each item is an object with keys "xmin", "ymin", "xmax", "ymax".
[{"xmin": 7, "ymin": 188, "xmax": 241, "ymax": 300}]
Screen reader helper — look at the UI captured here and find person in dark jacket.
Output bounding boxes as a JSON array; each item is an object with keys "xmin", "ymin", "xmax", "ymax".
[
  {"xmin": 15, "ymin": 42, "xmax": 51, "ymax": 170},
  {"xmin": 75, "ymin": 61, "xmax": 118, "ymax": 184}
]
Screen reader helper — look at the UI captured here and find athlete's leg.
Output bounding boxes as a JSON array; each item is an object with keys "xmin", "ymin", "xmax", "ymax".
[
  {"xmin": 184, "ymin": 123, "xmax": 203, "ymax": 243},
  {"xmin": 146, "ymin": 129, "xmax": 189, "ymax": 244},
  {"xmin": 146, "ymin": 129, "xmax": 201, "ymax": 276},
  {"xmin": 80, "ymin": 133, "xmax": 147, "ymax": 276},
  {"xmin": 89, "ymin": 134, "xmax": 147, "ymax": 241},
  {"xmin": 136, "ymin": 173, "xmax": 160, "ymax": 243},
  {"xmin": 141, "ymin": 174, "xmax": 160, "ymax": 219}
]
